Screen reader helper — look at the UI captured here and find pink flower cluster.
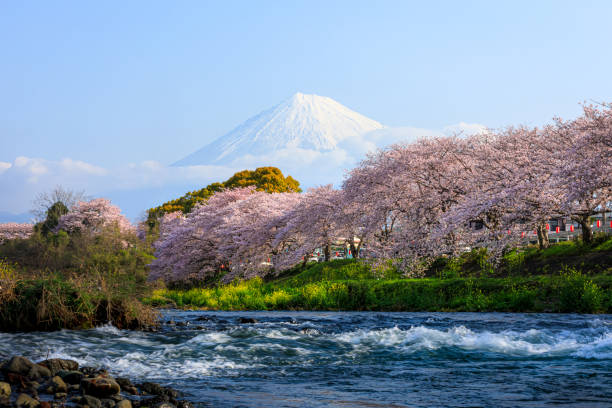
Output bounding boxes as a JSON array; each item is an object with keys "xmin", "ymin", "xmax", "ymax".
[
  {"xmin": 55, "ymin": 198, "xmax": 134, "ymax": 234},
  {"xmin": 0, "ymin": 223, "xmax": 34, "ymax": 242},
  {"xmin": 150, "ymin": 104, "xmax": 611, "ymax": 283}
]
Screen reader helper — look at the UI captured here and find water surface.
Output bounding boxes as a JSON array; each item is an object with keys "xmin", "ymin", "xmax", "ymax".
[{"xmin": 1, "ymin": 311, "xmax": 611, "ymax": 407}]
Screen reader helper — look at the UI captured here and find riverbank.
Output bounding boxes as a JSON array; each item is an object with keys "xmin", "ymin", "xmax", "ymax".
[
  {"xmin": 146, "ymin": 238, "xmax": 612, "ymax": 313},
  {"xmin": 0, "ymin": 227, "xmax": 158, "ymax": 332},
  {"xmin": 0, "ymin": 355, "xmax": 194, "ymax": 408}
]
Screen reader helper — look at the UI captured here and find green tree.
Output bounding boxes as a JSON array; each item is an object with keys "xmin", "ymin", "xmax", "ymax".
[
  {"xmin": 147, "ymin": 167, "xmax": 301, "ymax": 222},
  {"xmin": 37, "ymin": 201, "xmax": 69, "ymax": 235}
]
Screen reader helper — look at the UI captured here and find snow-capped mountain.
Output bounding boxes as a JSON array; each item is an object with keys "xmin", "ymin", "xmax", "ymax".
[{"xmin": 174, "ymin": 92, "xmax": 384, "ymax": 166}]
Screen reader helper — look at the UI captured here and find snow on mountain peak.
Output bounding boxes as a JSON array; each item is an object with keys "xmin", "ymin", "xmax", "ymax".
[{"xmin": 173, "ymin": 93, "xmax": 384, "ymax": 166}]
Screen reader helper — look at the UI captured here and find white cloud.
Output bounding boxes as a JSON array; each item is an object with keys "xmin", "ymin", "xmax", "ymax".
[
  {"xmin": 0, "ymin": 156, "xmax": 235, "ymax": 216},
  {"xmin": 0, "ymin": 162, "xmax": 11, "ymax": 174},
  {"xmin": 0, "ymin": 122, "xmax": 490, "ymax": 219},
  {"xmin": 60, "ymin": 158, "xmax": 107, "ymax": 175}
]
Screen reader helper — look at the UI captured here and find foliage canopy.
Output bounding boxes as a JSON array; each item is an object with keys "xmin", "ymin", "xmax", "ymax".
[{"xmin": 147, "ymin": 166, "xmax": 301, "ymax": 220}]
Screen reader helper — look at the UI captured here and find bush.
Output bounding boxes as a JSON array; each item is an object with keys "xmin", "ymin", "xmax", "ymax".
[
  {"xmin": 558, "ymin": 268, "xmax": 604, "ymax": 313},
  {"xmin": 0, "ymin": 226, "xmax": 158, "ymax": 331},
  {"xmin": 0, "ymin": 259, "xmax": 17, "ymax": 305}
]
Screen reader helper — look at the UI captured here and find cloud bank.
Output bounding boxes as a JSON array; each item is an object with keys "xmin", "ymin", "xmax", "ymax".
[{"xmin": 0, "ymin": 123, "xmax": 486, "ymax": 220}]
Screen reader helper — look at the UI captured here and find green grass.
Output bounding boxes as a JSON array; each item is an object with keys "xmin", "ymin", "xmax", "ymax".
[
  {"xmin": 146, "ymin": 237, "xmax": 612, "ymax": 314},
  {"xmin": 146, "ymin": 272, "xmax": 612, "ymax": 313}
]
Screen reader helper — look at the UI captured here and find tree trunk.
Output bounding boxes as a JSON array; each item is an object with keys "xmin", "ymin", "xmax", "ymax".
[
  {"xmin": 324, "ymin": 244, "xmax": 331, "ymax": 262},
  {"xmin": 536, "ymin": 223, "xmax": 549, "ymax": 250},
  {"xmin": 349, "ymin": 242, "xmax": 359, "ymax": 259},
  {"xmin": 570, "ymin": 214, "xmax": 593, "ymax": 244},
  {"xmin": 576, "ymin": 215, "xmax": 593, "ymax": 244}
]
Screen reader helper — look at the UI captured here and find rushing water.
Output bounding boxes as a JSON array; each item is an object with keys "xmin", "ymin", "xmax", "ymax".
[{"xmin": 1, "ymin": 311, "xmax": 612, "ymax": 407}]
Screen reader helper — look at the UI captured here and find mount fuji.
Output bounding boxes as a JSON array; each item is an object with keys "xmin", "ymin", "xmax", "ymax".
[{"xmin": 174, "ymin": 93, "xmax": 385, "ymax": 166}]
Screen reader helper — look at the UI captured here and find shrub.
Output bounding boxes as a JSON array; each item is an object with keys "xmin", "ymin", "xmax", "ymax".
[
  {"xmin": 0, "ymin": 225, "xmax": 157, "ymax": 331},
  {"xmin": 0, "ymin": 259, "xmax": 17, "ymax": 305},
  {"xmin": 558, "ymin": 268, "xmax": 604, "ymax": 313}
]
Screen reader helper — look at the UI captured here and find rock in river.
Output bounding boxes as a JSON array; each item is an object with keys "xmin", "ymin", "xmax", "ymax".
[
  {"xmin": 57, "ymin": 370, "xmax": 84, "ymax": 385},
  {"xmin": 79, "ymin": 395, "xmax": 102, "ymax": 408},
  {"xmin": 50, "ymin": 376, "xmax": 68, "ymax": 393},
  {"xmin": 38, "ymin": 359, "xmax": 79, "ymax": 376},
  {"xmin": 116, "ymin": 400, "xmax": 132, "ymax": 408},
  {"xmin": 16, "ymin": 393, "xmax": 40, "ymax": 408},
  {"xmin": 81, "ymin": 377, "xmax": 121, "ymax": 397},
  {"xmin": 2, "ymin": 356, "xmax": 51, "ymax": 380},
  {"xmin": 0, "ymin": 381, "xmax": 10, "ymax": 397}
]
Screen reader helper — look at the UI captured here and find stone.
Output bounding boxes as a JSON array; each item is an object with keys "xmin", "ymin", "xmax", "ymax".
[
  {"xmin": 57, "ymin": 370, "xmax": 83, "ymax": 385},
  {"xmin": 0, "ymin": 382, "xmax": 9, "ymax": 398},
  {"xmin": 124, "ymin": 386, "xmax": 138, "ymax": 395},
  {"xmin": 81, "ymin": 377, "xmax": 120, "ymax": 398},
  {"xmin": 114, "ymin": 378, "xmax": 133, "ymax": 389},
  {"xmin": 16, "ymin": 393, "xmax": 40, "ymax": 408},
  {"xmin": 5, "ymin": 373, "xmax": 27, "ymax": 386},
  {"xmin": 139, "ymin": 395, "xmax": 169, "ymax": 407},
  {"xmin": 152, "ymin": 403, "xmax": 175, "ymax": 408},
  {"xmin": 0, "ymin": 396, "xmax": 9, "ymax": 408},
  {"xmin": 80, "ymin": 367, "xmax": 108, "ymax": 377},
  {"xmin": 38, "ymin": 360, "xmax": 79, "ymax": 376},
  {"xmin": 79, "ymin": 395, "xmax": 102, "ymax": 408},
  {"xmin": 50, "ymin": 376, "xmax": 67, "ymax": 393},
  {"xmin": 39, "ymin": 402, "xmax": 50, "ymax": 408},
  {"xmin": 116, "ymin": 401, "xmax": 132, "ymax": 408},
  {"xmin": 53, "ymin": 393, "xmax": 67, "ymax": 399},
  {"xmin": 138, "ymin": 383, "xmax": 177, "ymax": 398},
  {"xmin": 114, "ymin": 378, "xmax": 137, "ymax": 395},
  {"xmin": 238, "ymin": 317, "xmax": 257, "ymax": 324},
  {"xmin": 175, "ymin": 401, "xmax": 194, "ymax": 408},
  {"xmin": 100, "ymin": 398, "xmax": 116, "ymax": 408},
  {"xmin": 2, "ymin": 357, "xmax": 51, "ymax": 380}
]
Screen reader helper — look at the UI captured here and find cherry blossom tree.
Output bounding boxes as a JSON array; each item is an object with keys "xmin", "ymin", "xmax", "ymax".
[
  {"xmin": 342, "ymin": 136, "xmax": 478, "ymax": 272},
  {"xmin": 442, "ymin": 126, "xmax": 566, "ymax": 251},
  {"xmin": 217, "ymin": 189, "xmax": 302, "ymax": 281},
  {"xmin": 272, "ymin": 185, "xmax": 346, "ymax": 270},
  {"xmin": 149, "ymin": 188, "xmax": 303, "ymax": 283},
  {"xmin": 55, "ymin": 198, "xmax": 134, "ymax": 234},
  {"xmin": 146, "ymin": 104, "xmax": 611, "ymax": 284},
  {"xmin": 149, "ymin": 188, "xmax": 253, "ymax": 282},
  {"xmin": 554, "ymin": 104, "xmax": 612, "ymax": 243}
]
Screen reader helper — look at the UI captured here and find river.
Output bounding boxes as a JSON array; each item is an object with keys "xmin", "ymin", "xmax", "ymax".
[{"xmin": 1, "ymin": 311, "xmax": 611, "ymax": 407}]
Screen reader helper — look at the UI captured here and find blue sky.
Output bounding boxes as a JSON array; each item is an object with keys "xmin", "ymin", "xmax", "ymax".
[{"xmin": 1, "ymin": 1, "xmax": 611, "ymax": 219}]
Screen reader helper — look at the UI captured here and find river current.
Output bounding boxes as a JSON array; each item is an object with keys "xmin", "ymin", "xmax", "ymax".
[{"xmin": 1, "ymin": 311, "xmax": 611, "ymax": 407}]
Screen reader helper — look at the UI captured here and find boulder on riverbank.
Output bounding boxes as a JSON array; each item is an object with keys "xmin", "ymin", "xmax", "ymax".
[
  {"xmin": 38, "ymin": 359, "xmax": 79, "ymax": 376},
  {"xmin": 0, "ymin": 381, "xmax": 10, "ymax": 397},
  {"xmin": 81, "ymin": 377, "xmax": 121, "ymax": 398},
  {"xmin": 1, "ymin": 357, "xmax": 51, "ymax": 380},
  {"xmin": 0, "ymin": 355, "xmax": 195, "ymax": 408}
]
